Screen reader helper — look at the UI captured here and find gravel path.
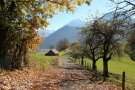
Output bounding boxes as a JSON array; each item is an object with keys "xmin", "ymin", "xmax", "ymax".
[
  {"xmin": 57, "ymin": 57, "xmax": 121, "ymax": 90},
  {"xmin": 0, "ymin": 57, "xmax": 121, "ymax": 90}
]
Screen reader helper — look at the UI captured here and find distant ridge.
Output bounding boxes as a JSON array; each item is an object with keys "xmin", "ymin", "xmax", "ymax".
[
  {"xmin": 39, "ymin": 12, "xmax": 135, "ymax": 49},
  {"xmin": 39, "ymin": 19, "xmax": 85, "ymax": 49},
  {"xmin": 66, "ymin": 19, "xmax": 85, "ymax": 27},
  {"xmin": 37, "ymin": 29, "xmax": 54, "ymax": 38}
]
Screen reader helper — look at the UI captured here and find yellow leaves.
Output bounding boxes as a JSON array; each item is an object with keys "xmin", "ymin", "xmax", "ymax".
[
  {"xmin": 40, "ymin": 20, "xmax": 49, "ymax": 29},
  {"xmin": 44, "ymin": 2, "xmax": 52, "ymax": 12},
  {"xmin": 14, "ymin": 0, "xmax": 91, "ymax": 30},
  {"xmin": 21, "ymin": 9, "xmax": 26, "ymax": 15},
  {"xmin": 24, "ymin": 31, "xmax": 42, "ymax": 52},
  {"xmin": 0, "ymin": 0, "xmax": 91, "ymax": 57},
  {"xmin": 74, "ymin": 0, "xmax": 83, "ymax": 5},
  {"xmin": 69, "ymin": 4, "xmax": 76, "ymax": 13}
]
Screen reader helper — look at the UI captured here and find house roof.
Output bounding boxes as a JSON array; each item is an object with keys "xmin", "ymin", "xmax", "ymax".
[{"xmin": 50, "ymin": 49, "xmax": 59, "ymax": 54}]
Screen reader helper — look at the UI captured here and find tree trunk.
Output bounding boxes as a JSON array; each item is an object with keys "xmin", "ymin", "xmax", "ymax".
[
  {"xmin": 11, "ymin": 44, "xmax": 23, "ymax": 69},
  {"xmin": 103, "ymin": 60, "xmax": 109, "ymax": 77},
  {"xmin": 81, "ymin": 55, "xmax": 84, "ymax": 65},
  {"xmin": 92, "ymin": 60, "xmax": 97, "ymax": 70},
  {"xmin": 23, "ymin": 51, "xmax": 29, "ymax": 67},
  {"xmin": 0, "ymin": 54, "xmax": 5, "ymax": 69}
]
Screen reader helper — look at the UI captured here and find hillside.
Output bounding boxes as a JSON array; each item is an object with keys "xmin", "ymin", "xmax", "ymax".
[
  {"xmin": 37, "ymin": 29, "xmax": 54, "ymax": 38},
  {"xmin": 39, "ymin": 12, "xmax": 135, "ymax": 49},
  {"xmin": 40, "ymin": 26, "xmax": 81, "ymax": 49},
  {"xmin": 39, "ymin": 19, "xmax": 85, "ymax": 49}
]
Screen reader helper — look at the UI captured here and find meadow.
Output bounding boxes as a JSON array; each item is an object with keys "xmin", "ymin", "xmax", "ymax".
[
  {"xmin": 29, "ymin": 53, "xmax": 58, "ymax": 69},
  {"xmin": 70, "ymin": 54, "xmax": 135, "ymax": 89},
  {"xmin": 28, "ymin": 51, "xmax": 135, "ymax": 89}
]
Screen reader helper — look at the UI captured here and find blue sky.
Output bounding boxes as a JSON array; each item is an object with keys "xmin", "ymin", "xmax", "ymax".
[{"xmin": 46, "ymin": 0, "xmax": 114, "ymax": 31}]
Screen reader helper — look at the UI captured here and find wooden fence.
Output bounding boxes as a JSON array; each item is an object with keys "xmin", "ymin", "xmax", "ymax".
[{"xmin": 77, "ymin": 59, "xmax": 126, "ymax": 90}]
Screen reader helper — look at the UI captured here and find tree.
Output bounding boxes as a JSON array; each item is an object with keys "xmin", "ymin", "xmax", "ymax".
[
  {"xmin": 111, "ymin": 0, "xmax": 135, "ymax": 61},
  {"xmin": 79, "ymin": 43, "xmax": 87, "ymax": 66},
  {"xmin": 70, "ymin": 42, "xmax": 82, "ymax": 60},
  {"xmin": 56, "ymin": 38, "xmax": 69, "ymax": 51},
  {"xmin": 110, "ymin": 0, "xmax": 135, "ymax": 18},
  {"xmin": 0, "ymin": 0, "xmax": 91, "ymax": 69},
  {"xmin": 125, "ymin": 31, "xmax": 135, "ymax": 60},
  {"xmin": 80, "ymin": 18, "xmax": 125, "ymax": 77},
  {"xmin": 94, "ymin": 19, "xmax": 124, "ymax": 77},
  {"xmin": 80, "ymin": 20, "xmax": 102, "ymax": 70},
  {"xmin": 70, "ymin": 42, "xmax": 87, "ymax": 65}
]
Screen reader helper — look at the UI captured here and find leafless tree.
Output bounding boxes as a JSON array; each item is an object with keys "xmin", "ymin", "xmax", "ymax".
[{"xmin": 110, "ymin": 0, "xmax": 135, "ymax": 18}]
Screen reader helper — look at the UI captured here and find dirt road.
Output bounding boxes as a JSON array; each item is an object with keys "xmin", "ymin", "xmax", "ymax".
[
  {"xmin": 57, "ymin": 57, "xmax": 120, "ymax": 90},
  {"xmin": 0, "ymin": 57, "xmax": 121, "ymax": 90}
]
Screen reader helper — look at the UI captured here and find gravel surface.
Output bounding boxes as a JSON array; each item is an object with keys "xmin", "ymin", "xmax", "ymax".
[
  {"xmin": 57, "ymin": 57, "xmax": 121, "ymax": 90},
  {"xmin": 0, "ymin": 57, "xmax": 122, "ymax": 90}
]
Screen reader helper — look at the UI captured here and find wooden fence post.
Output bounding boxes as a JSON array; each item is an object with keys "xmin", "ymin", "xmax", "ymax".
[
  {"xmin": 87, "ymin": 63, "xmax": 88, "ymax": 70},
  {"xmin": 81, "ymin": 56, "xmax": 84, "ymax": 66},
  {"xmin": 85, "ymin": 60, "xmax": 86, "ymax": 68},
  {"xmin": 122, "ymin": 71, "xmax": 125, "ymax": 90},
  {"xmin": 89, "ymin": 63, "xmax": 91, "ymax": 70}
]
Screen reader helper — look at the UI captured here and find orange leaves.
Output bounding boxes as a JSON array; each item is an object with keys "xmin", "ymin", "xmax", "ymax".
[
  {"xmin": 0, "ymin": 0, "xmax": 91, "ymax": 69},
  {"xmin": 1, "ymin": 0, "xmax": 90, "ymax": 31},
  {"xmin": 24, "ymin": 31, "xmax": 42, "ymax": 52},
  {"xmin": 0, "ymin": 68, "xmax": 63, "ymax": 90},
  {"xmin": 0, "ymin": 67, "xmax": 121, "ymax": 90},
  {"xmin": 2, "ymin": 0, "xmax": 90, "ymax": 49}
]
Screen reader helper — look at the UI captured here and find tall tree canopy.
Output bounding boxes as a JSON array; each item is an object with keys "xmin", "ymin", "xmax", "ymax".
[
  {"xmin": 0, "ymin": 0, "xmax": 91, "ymax": 69},
  {"xmin": 0, "ymin": 0, "xmax": 91, "ymax": 30}
]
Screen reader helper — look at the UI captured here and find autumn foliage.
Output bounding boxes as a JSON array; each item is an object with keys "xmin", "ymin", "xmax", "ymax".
[{"xmin": 0, "ymin": 0, "xmax": 90, "ymax": 69}]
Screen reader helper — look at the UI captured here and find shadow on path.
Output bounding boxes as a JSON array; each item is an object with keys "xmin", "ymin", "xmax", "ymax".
[
  {"xmin": 33, "ymin": 57, "xmax": 121, "ymax": 90},
  {"xmin": 56, "ymin": 57, "xmax": 114, "ymax": 90}
]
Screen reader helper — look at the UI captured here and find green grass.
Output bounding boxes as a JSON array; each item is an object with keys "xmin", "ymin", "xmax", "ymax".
[
  {"xmin": 71, "ymin": 55, "xmax": 135, "ymax": 89},
  {"xmin": 29, "ymin": 53, "xmax": 58, "ymax": 69},
  {"xmin": 59, "ymin": 50, "xmax": 70, "ymax": 56}
]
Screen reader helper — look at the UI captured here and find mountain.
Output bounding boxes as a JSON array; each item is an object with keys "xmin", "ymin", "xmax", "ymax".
[
  {"xmin": 39, "ymin": 12, "xmax": 135, "ymax": 49},
  {"xmin": 101, "ymin": 11, "xmax": 131, "ymax": 21},
  {"xmin": 101, "ymin": 12, "xmax": 115, "ymax": 20},
  {"xmin": 37, "ymin": 29, "xmax": 54, "ymax": 37},
  {"xmin": 66, "ymin": 19, "xmax": 85, "ymax": 27},
  {"xmin": 39, "ymin": 19, "xmax": 85, "ymax": 49}
]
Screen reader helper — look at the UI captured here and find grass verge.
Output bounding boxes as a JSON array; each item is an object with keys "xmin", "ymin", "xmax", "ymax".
[
  {"xmin": 70, "ymin": 55, "xmax": 135, "ymax": 90},
  {"xmin": 28, "ymin": 53, "xmax": 59, "ymax": 69}
]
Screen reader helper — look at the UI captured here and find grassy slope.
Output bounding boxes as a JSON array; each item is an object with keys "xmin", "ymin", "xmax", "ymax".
[
  {"xmin": 94, "ymin": 55, "xmax": 135, "ymax": 80},
  {"xmin": 59, "ymin": 50, "xmax": 70, "ymax": 56},
  {"xmin": 29, "ymin": 51, "xmax": 135, "ymax": 88},
  {"xmin": 29, "ymin": 53, "xmax": 58, "ymax": 69},
  {"xmin": 71, "ymin": 54, "xmax": 135, "ymax": 89},
  {"xmin": 96, "ymin": 55, "xmax": 135, "ymax": 88}
]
